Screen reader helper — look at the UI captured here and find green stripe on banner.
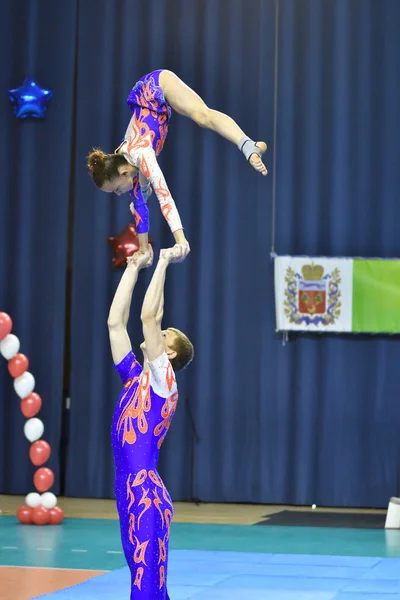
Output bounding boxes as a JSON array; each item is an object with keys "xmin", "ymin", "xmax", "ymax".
[{"xmin": 352, "ymin": 260, "xmax": 400, "ymax": 333}]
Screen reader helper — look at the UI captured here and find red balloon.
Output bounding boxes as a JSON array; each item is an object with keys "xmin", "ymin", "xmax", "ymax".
[
  {"xmin": 49, "ymin": 506, "xmax": 64, "ymax": 525},
  {"xmin": 17, "ymin": 505, "xmax": 33, "ymax": 524},
  {"xmin": 30, "ymin": 440, "xmax": 51, "ymax": 466},
  {"xmin": 107, "ymin": 223, "xmax": 140, "ymax": 268},
  {"xmin": 0, "ymin": 312, "xmax": 12, "ymax": 341},
  {"xmin": 20, "ymin": 392, "xmax": 42, "ymax": 418},
  {"xmin": 33, "ymin": 467, "xmax": 54, "ymax": 492},
  {"xmin": 8, "ymin": 353, "xmax": 29, "ymax": 378},
  {"xmin": 32, "ymin": 505, "xmax": 50, "ymax": 526}
]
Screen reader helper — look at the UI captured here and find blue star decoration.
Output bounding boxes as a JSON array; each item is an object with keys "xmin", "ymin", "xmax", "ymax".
[{"xmin": 8, "ymin": 77, "xmax": 53, "ymax": 119}]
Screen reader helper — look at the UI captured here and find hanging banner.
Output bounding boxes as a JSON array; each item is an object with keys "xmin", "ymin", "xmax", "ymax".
[{"xmin": 274, "ymin": 256, "xmax": 400, "ymax": 333}]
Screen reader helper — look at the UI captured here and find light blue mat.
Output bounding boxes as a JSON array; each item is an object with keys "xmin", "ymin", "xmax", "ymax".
[
  {"xmin": 2, "ymin": 516, "xmax": 400, "ymax": 571},
  {"xmin": 33, "ymin": 550, "xmax": 400, "ymax": 600}
]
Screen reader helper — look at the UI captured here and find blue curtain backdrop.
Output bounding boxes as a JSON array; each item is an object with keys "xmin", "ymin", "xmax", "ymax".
[
  {"xmin": 270, "ymin": 0, "xmax": 400, "ymax": 506},
  {"xmin": 1, "ymin": 0, "xmax": 400, "ymax": 507}
]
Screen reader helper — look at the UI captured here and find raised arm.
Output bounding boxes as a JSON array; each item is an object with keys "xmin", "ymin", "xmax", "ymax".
[
  {"xmin": 108, "ymin": 249, "xmax": 152, "ymax": 365},
  {"xmin": 141, "ymin": 247, "xmax": 182, "ymax": 362}
]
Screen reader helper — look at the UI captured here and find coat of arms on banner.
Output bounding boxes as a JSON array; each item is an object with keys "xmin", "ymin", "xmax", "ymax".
[{"xmin": 284, "ymin": 263, "xmax": 341, "ymax": 326}]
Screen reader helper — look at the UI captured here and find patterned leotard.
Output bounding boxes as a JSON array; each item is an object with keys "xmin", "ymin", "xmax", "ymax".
[
  {"xmin": 117, "ymin": 70, "xmax": 182, "ymax": 235},
  {"xmin": 112, "ymin": 350, "xmax": 178, "ymax": 599}
]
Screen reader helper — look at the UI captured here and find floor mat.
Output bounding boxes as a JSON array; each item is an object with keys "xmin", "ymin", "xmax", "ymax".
[
  {"xmin": 32, "ymin": 551, "xmax": 400, "ymax": 600},
  {"xmin": 257, "ymin": 511, "xmax": 386, "ymax": 529}
]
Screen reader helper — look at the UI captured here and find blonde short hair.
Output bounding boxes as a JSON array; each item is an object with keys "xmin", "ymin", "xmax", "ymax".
[{"xmin": 168, "ymin": 328, "xmax": 194, "ymax": 372}]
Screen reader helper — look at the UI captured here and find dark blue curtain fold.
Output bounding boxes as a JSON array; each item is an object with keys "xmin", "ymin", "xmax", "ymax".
[{"xmin": 1, "ymin": 0, "xmax": 400, "ymax": 507}]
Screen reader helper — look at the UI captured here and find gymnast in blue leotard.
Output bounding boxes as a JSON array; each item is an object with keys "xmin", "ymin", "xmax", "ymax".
[
  {"xmin": 108, "ymin": 245, "xmax": 194, "ymax": 599},
  {"xmin": 87, "ymin": 69, "xmax": 268, "ymax": 261}
]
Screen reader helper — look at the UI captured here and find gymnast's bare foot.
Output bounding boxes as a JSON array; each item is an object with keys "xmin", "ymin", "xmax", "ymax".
[{"xmin": 249, "ymin": 142, "xmax": 268, "ymax": 176}]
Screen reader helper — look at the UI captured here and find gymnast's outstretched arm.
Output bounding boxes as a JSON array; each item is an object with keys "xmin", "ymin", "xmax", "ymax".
[
  {"xmin": 107, "ymin": 248, "xmax": 153, "ymax": 365},
  {"xmin": 140, "ymin": 246, "xmax": 185, "ymax": 362},
  {"xmin": 123, "ymin": 141, "xmax": 190, "ymax": 257}
]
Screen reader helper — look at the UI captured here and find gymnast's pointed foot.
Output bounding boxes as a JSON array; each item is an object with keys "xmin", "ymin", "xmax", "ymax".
[
  {"xmin": 249, "ymin": 141, "xmax": 268, "ymax": 176},
  {"xmin": 238, "ymin": 137, "xmax": 268, "ymax": 176}
]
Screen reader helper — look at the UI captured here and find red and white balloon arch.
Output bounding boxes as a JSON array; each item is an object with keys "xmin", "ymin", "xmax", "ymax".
[{"xmin": 0, "ymin": 312, "xmax": 64, "ymax": 526}]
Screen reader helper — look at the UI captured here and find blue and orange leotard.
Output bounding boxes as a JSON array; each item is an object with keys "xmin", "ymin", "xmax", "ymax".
[
  {"xmin": 112, "ymin": 350, "xmax": 178, "ymax": 599},
  {"xmin": 117, "ymin": 70, "xmax": 182, "ymax": 236}
]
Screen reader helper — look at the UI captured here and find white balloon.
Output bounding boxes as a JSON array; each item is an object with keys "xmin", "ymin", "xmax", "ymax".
[
  {"xmin": 14, "ymin": 372, "xmax": 35, "ymax": 398},
  {"xmin": 25, "ymin": 492, "xmax": 41, "ymax": 508},
  {"xmin": 0, "ymin": 334, "xmax": 20, "ymax": 360},
  {"xmin": 41, "ymin": 492, "xmax": 57, "ymax": 510},
  {"xmin": 24, "ymin": 418, "xmax": 44, "ymax": 443}
]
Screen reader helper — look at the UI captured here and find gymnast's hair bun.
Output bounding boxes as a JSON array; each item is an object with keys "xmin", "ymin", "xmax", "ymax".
[{"xmin": 87, "ymin": 148, "xmax": 106, "ymax": 173}]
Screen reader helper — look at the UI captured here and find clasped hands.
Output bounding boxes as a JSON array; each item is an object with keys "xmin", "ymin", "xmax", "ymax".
[{"xmin": 126, "ymin": 242, "xmax": 189, "ymax": 270}]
